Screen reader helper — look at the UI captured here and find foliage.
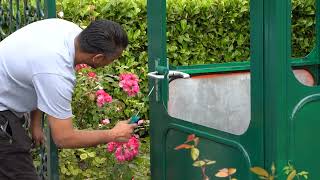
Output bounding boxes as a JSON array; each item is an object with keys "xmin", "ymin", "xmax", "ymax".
[
  {"xmin": 57, "ymin": 137, "xmax": 150, "ymax": 180},
  {"xmin": 1, "ymin": 0, "xmax": 316, "ymax": 59},
  {"xmin": 175, "ymin": 134, "xmax": 237, "ymax": 180},
  {"xmin": 291, "ymin": 0, "xmax": 315, "ymax": 57},
  {"xmin": 57, "ymin": 66, "xmax": 150, "ymax": 179},
  {"xmin": 250, "ymin": 164, "xmax": 277, "ymax": 180},
  {"xmin": 0, "ymin": 0, "xmax": 46, "ymax": 40},
  {"xmin": 250, "ymin": 162, "xmax": 308, "ymax": 180},
  {"xmin": 57, "ymin": 0, "xmax": 316, "ymax": 66},
  {"xmin": 176, "ymin": 134, "xmax": 309, "ymax": 180},
  {"xmin": 283, "ymin": 162, "xmax": 309, "ymax": 180}
]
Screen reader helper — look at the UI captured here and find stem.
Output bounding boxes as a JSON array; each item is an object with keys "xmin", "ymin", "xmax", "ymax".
[
  {"xmin": 201, "ymin": 166, "xmax": 209, "ymax": 180},
  {"xmin": 201, "ymin": 166, "xmax": 205, "ymax": 177},
  {"xmin": 76, "ymin": 93, "xmax": 93, "ymax": 128},
  {"xmin": 77, "ymin": 101, "xmax": 88, "ymax": 128},
  {"xmin": 104, "ymin": 74, "xmax": 119, "ymax": 79}
]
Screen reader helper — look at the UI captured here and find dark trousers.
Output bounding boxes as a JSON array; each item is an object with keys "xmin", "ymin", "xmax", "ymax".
[{"xmin": 0, "ymin": 111, "xmax": 39, "ymax": 180}]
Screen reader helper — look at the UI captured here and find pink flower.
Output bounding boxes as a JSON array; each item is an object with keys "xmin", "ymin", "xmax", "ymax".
[
  {"xmin": 107, "ymin": 142, "xmax": 117, "ymax": 152},
  {"xmin": 88, "ymin": 72, "xmax": 96, "ymax": 78},
  {"xmin": 75, "ymin": 64, "xmax": 89, "ymax": 71},
  {"xmin": 95, "ymin": 90, "xmax": 112, "ymax": 107},
  {"xmin": 124, "ymin": 149, "xmax": 134, "ymax": 161},
  {"xmin": 96, "ymin": 89, "xmax": 106, "ymax": 96},
  {"xmin": 115, "ymin": 147, "xmax": 126, "ymax": 162},
  {"xmin": 119, "ymin": 73, "xmax": 140, "ymax": 96},
  {"xmin": 101, "ymin": 119, "xmax": 110, "ymax": 125},
  {"xmin": 106, "ymin": 135, "xmax": 140, "ymax": 162}
]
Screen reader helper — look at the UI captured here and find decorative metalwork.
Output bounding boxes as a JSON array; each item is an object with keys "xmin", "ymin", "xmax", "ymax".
[
  {"xmin": 0, "ymin": 0, "xmax": 57, "ymax": 179},
  {"xmin": 38, "ymin": 143, "xmax": 48, "ymax": 180},
  {"xmin": 0, "ymin": 0, "xmax": 46, "ymax": 40}
]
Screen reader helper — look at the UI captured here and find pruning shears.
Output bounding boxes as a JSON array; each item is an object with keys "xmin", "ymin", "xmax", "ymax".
[
  {"xmin": 129, "ymin": 86, "xmax": 154, "ymax": 124},
  {"xmin": 129, "ymin": 112, "xmax": 141, "ymax": 124}
]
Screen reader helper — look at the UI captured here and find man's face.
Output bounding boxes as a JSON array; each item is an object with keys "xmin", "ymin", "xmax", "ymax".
[{"xmin": 90, "ymin": 49, "xmax": 124, "ymax": 68}]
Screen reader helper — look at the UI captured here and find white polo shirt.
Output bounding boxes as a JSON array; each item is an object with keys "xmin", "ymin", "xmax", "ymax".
[{"xmin": 0, "ymin": 18, "xmax": 82, "ymax": 119}]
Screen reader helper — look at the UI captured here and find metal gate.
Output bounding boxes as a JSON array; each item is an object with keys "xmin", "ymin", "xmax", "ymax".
[{"xmin": 148, "ymin": 0, "xmax": 320, "ymax": 179}]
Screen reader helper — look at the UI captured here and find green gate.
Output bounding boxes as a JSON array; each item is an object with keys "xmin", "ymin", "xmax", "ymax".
[
  {"xmin": 148, "ymin": 0, "xmax": 320, "ymax": 179},
  {"xmin": 0, "ymin": 1, "xmax": 58, "ymax": 179}
]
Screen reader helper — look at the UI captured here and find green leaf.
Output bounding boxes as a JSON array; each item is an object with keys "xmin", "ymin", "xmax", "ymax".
[
  {"xmin": 287, "ymin": 170, "xmax": 296, "ymax": 180},
  {"xmin": 205, "ymin": 160, "xmax": 216, "ymax": 165},
  {"xmin": 180, "ymin": 19, "xmax": 187, "ymax": 31},
  {"xmin": 192, "ymin": 160, "xmax": 205, "ymax": 167},
  {"xmin": 133, "ymin": 30, "xmax": 141, "ymax": 39},
  {"xmin": 80, "ymin": 153, "xmax": 88, "ymax": 160},
  {"xmin": 61, "ymin": 166, "xmax": 67, "ymax": 174},
  {"xmin": 88, "ymin": 152, "xmax": 96, "ymax": 157},
  {"xmin": 71, "ymin": 169, "xmax": 79, "ymax": 176},
  {"xmin": 271, "ymin": 162, "xmax": 276, "ymax": 175},
  {"xmin": 299, "ymin": 171, "xmax": 309, "ymax": 175},
  {"xmin": 191, "ymin": 147, "xmax": 199, "ymax": 160},
  {"xmin": 250, "ymin": 167, "xmax": 269, "ymax": 177}
]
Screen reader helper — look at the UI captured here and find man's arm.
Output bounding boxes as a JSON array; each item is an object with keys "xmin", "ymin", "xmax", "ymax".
[
  {"xmin": 48, "ymin": 115, "xmax": 137, "ymax": 148},
  {"xmin": 31, "ymin": 109, "xmax": 42, "ymax": 127},
  {"xmin": 30, "ymin": 109, "xmax": 45, "ymax": 145},
  {"xmin": 32, "ymin": 73, "xmax": 137, "ymax": 148}
]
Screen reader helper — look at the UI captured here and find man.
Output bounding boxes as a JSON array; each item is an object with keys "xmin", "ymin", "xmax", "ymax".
[{"xmin": 0, "ymin": 18, "xmax": 137, "ymax": 179}]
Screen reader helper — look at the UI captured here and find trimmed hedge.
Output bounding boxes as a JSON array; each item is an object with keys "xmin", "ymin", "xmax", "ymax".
[
  {"xmin": 292, "ymin": 0, "xmax": 315, "ymax": 57},
  {"xmin": 60, "ymin": 0, "xmax": 315, "ymax": 67}
]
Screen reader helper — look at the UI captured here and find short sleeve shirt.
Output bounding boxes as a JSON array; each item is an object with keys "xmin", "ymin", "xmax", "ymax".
[{"xmin": 0, "ymin": 18, "xmax": 82, "ymax": 119}]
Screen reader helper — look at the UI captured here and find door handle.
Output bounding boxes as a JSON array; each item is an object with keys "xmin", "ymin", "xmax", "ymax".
[
  {"xmin": 147, "ymin": 70, "xmax": 189, "ymax": 102},
  {"xmin": 147, "ymin": 70, "xmax": 190, "ymax": 79}
]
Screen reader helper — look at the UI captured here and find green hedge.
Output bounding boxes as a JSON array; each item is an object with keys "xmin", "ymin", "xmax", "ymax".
[
  {"xmin": 60, "ymin": 0, "xmax": 315, "ymax": 67},
  {"xmin": 292, "ymin": 0, "xmax": 315, "ymax": 57}
]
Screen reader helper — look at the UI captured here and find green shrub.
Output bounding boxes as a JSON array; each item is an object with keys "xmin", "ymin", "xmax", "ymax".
[{"xmin": 292, "ymin": 0, "xmax": 315, "ymax": 57}]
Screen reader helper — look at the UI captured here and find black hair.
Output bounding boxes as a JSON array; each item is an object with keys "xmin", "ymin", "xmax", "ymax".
[{"xmin": 78, "ymin": 20, "xmax": 128, "ymax": 55}]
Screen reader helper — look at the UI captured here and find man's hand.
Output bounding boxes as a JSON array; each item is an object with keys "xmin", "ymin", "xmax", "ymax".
[
  {"xmin": 110, "ymin": 120, "xmax": 137, "ymax": 142},
  {"xmin": 31, "ymin": 126, "xmax": 45, "ymax": 146},
  {"xmin": 48, "ymin": 116, "xmax": 137, "ymax": 148}
]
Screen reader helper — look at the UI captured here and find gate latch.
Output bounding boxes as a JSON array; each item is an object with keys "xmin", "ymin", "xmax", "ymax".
[
  {"xmin": 147, "ymin": 70, "xmax": 190, "ymax": 102},
  {"xmin": 147, "ymin": 70, "xmax": 190, "ymax": 80}
]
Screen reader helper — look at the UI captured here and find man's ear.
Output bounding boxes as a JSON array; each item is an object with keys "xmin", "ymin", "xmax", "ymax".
[{"xmin": 92, "ymin": 54, "xmax": 105, "ymax": 64}]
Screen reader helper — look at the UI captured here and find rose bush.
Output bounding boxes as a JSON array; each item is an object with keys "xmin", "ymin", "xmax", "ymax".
[{"xmin": 52, "ymin": 64, "xmax": 151, "ymax": 179}]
